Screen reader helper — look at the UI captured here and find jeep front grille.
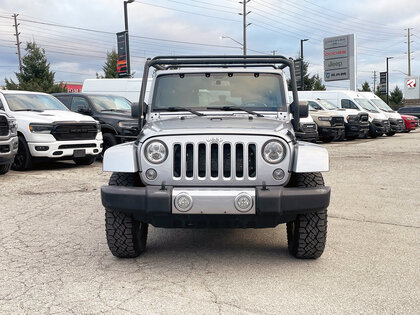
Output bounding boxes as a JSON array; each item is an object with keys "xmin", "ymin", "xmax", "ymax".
[
  {"xmin": 173, "ymin": 142, "xmax": 257, "ymax": 180},
  {"xmin": 140, "ymin": 135, "xmax": 291, "ymax": 186},
  {"xmin": 0, "ymin": 115, "xmax": 9, "ymax": 137},
  {"xmin": 51, "ymin": 123, "xmax": 97, "ymax": 141}
]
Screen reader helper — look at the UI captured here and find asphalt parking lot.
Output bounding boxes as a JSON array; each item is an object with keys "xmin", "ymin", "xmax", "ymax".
[{"xmin": 1, "ymin": 131, "xmax": 419, "ymax": 314}]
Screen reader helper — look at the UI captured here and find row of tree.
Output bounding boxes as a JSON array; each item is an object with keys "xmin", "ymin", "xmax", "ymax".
[{"xmin": 2, "ymin": 41, "xmax": 406, "ymax": 111}]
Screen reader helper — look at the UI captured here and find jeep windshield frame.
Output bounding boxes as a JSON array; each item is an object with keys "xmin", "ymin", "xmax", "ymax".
[
  {"xmin": 136, "ymin": 55, "xmax": 301, "ymax": 132},
  {"xmin": 151, "ymin": 72, "xmax": 287, "ymax": 114}
]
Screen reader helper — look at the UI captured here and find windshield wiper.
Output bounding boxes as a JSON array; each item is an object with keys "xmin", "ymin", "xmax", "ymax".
[
  {"xmin": 14, "ymin": 109, "xmax": 44, "ymax": 112},
  {"xmin": 163, "ymin": 107, "xmax": 206, "ymax": 117},
  {"xmin": 206, "ymin": 106, "xmax": 264, "ymax": 117}
]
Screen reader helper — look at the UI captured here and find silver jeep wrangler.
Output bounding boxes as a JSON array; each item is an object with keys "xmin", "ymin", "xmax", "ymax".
[{"xmin": 101, "ymin": 55, "xmax": 331, "ymax": 259}]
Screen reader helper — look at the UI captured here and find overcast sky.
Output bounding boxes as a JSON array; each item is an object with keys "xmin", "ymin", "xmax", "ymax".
[{"xmin": 0, "ymin": 0, "xmax": 419, "ymax": 93}]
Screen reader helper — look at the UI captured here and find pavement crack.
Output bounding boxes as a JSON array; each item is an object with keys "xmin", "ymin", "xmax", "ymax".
[{"xmin": 329, "ymin": 215, "xmax": 419, "ymax": 229}]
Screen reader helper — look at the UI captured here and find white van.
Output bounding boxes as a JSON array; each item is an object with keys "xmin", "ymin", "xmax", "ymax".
[
  {"xmin": 300, "ymin": 90, "xmax": 390, "ymax": 138},
  {"xmin": 82, "ymin": 78, "xmax": 152, "ymax": 103},
  {"xmin": 359, "ymin": 92, "xmax": 404, "ymax": 135}
]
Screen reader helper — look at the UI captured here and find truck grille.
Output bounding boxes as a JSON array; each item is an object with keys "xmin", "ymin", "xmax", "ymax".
[
  {"xmin": 173, "ymin": 142, "xmax": 257, "ymax": 179},
  {"xmin": 301, "ymin": 123, "xmax": 317, "ymax": 132},
  {"xmin": 51, "ymin": 123, "xmax": 97, "ymax": 141},
  {"xmin": 330, "ymin": 117, "xmax": 344, "ymax": 127},
  {"xmin": 140, "ymin": 135, "xmax": 291, "ymax": 186},
  {"xmin": 0, "ymin": 115, "xmax": 9, "ymax": 137}
]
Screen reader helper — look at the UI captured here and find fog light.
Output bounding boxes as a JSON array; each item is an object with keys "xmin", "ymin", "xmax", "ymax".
[
  {"xmin": 174, "ymin": 193, "xmax": 193, "ymax": 212},
  {"xmin": 145, "ymin": 168, "xmax": 157, "ymax": 180},
  {"xmin": 273, "ymin": 168, "xmax": 285, "ymax": 180},
  {"xmin": 35, "ymin": 146, "xmax": 49, "ymax": 151},
  {"xmin": 234, "ymin": 193, "xmax": 253, "ymax": 212}
]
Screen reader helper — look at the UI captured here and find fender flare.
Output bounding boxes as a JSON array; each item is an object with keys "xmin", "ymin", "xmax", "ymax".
[
  {"xmin": 103, "ymin": 142, "xmax": 139, "ymax": 173},
  {"xmin": 292, "ymin": 141, "xmax": 329, "ymax": 173}
]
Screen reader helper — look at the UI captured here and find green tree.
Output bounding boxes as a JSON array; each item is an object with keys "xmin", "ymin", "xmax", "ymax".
[
  {"xmin": 312, "ymin": 74, "xmax": 326, "ymax": 90},
  {"xmin": 389, "ymin": 85, "xmax": 403, "ymax": 110},
  {"xmin": 5, "ymin": 42, "xmax": 66, "ymax": 93},
  {"xmin": 102, "ymin": 50, "xmax": 118, "ymax": 78},
  {"xmin": 361, "ymin": 81, "xmax": 371, "ymax": 91}
]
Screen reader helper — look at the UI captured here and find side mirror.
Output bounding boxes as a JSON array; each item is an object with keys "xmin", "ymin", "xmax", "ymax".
[
  {"xmin": 77, "ymin": 105, "xmax": 91, "ymax": 115},
  {"xmin": 131, "ymin": 102, "xmax": 148, "ymax": 118},
  {"xmin": 298, "ymin": 101, "xmax": 309, "ymax": 118}
]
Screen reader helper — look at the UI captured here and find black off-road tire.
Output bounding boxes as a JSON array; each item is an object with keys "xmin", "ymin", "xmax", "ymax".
[
  {"xmin": 101, "ymin": 133, "xmax": 118, "ymax": 159},
  {"xmin": 386, "ymin": 131, "xmax": 396, "ymax": 136},
  {"xmin": 286, "ymin": 172, "xmax": 328, "ymax": 259},
  {"xmin": 105, "ymin": 172, "xmax": 148, "ymax": 258},
  {"xmin": 12, "ymin": 135, "xmax": 33, "ymax": 171},
  {"xmin": 73, "ymin": 155, "xmax": 96, "ymax": 165},
  {"xmin": 0, "ymin": 163, "xmax": 11, "ymax": 175}
]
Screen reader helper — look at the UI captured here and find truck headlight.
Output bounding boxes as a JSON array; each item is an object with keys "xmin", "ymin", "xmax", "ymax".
[
  {"xmin": 118, "ymin": 120, "xmax": 138, "ymax": 128},
  {"xmin": 9, "ymin": 120, "xmax": 18, "ymax": 135},
  {"xmin": 29, "ymin": 123, "xmax": 53, "ymax": 133},
  {"xmin": 262, "ymin": 140, "xmax": 285, "ymax": 164},
  {"xmin": 144, "ymin": 140, "xmax": 168, "ymax": 164}
]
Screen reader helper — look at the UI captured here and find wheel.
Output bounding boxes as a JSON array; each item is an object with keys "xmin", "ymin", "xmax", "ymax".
[
  {"xmin": 369, "ymin": 131, "xmax": 378, "ymax": 138},
  {"xmin": 102, "ymin": 133, "xmax": 118, "ymax": 159},
  {"xmin": 73, "ymin": 155, "xmax": 96, "ymax": 165},
  {"xmin": 286, "ymin": 172, "xmax": 328, "ymax": 259},
  {"xmin": 105, "ymin": 172, "xmax": 148, "ymax": 258},
  {"xmin": 386, "ymin": 131, "xmax": 396, "ymax": 136},
  {"xmin": 0, "ymin": 163, "xmax": 11, "ymax": 175},
  {"xmin": 12, "ymin": 135, "xmax": 33, "ymax": 171},
  {"xmin": 346, "ymin": 135, "xmax": 358, "ymax": 140}
]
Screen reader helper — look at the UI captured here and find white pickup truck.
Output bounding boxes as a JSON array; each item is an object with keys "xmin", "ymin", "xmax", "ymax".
[{"xmin": 0, "ymin": 90, "xmax": 103, "ymax": 170}]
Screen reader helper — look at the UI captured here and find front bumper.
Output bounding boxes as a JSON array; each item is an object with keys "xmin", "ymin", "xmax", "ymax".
[
  {"xmin": 101, "ymin": 185, "xmax": 331, "ymax": 228},
  {"xmin": 0, "ymin": 136, "xmax": 19, "ymax": 165},
  {"xmin": 295, "ymin": 130, "xmax": 318, "ymax": 142},
  {"xmin": 370, "ymin": 119, "xmax": 391, "ymax": 135},
  {"xmin": 27, "ymin": 139, "xmax": 103, "ymax": 158},
  {"xmin": 345, "ymin": 121, "xmax": 369, "ymax": 137},
  {"xmin": 318, "ymin": 126, "xmax": 345, "ymax": 140},
  {"xmin": 389, "ymin": 119, "xmax": 405, "ymax": 132}
]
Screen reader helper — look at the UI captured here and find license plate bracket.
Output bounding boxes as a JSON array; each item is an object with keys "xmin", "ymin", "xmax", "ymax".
[{"xmin": 74, "ymin": 149, "xmax": 86, "ymax": 158}]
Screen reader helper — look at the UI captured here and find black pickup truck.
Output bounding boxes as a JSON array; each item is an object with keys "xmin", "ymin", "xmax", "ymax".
[{"xmin": 53, "ymin": 93, "xmax": 139, "ymax": 155}]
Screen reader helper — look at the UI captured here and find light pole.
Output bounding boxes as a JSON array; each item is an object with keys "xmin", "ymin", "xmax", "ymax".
[
  {"xmin": 386, "ymin": 57, "xmax": 393, "ymax": 105},
  {"xmin": 219, "ymin": 36, "xmax": 244, "ymax": 54},
  {"xmin": 124, "ymin": 0, "xmax": 134, "ymax": 77},
  {"xmin": 300, "ymin": 38, "xmax": 309, "ymax": 59}
]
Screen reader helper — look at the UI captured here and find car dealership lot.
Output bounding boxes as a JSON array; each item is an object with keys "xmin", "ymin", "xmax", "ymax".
[{"xmin": 0, "ymin": 132, "xmax": 419, "ymax": 314}]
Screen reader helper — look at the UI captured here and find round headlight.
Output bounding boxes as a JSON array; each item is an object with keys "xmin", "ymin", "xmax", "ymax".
[
  {"xmin": 262, "ymin": 140, "xmax": 285, "ymax": 164},
  {"xmin": 144, "ymin": 140, "xmax": 168, "ymax": 164}
]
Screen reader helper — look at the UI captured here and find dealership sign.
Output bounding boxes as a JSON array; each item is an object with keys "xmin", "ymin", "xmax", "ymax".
[
  {"xmin": 323, "ymin": 34, "xmax": 356, "ymax": 90},
  {"xmin": 407, "ymin": 79, "xmax": 416, "ymax": 88},
  {"xmin": 116, "ymin": 31, "xmax": 129, "ymax": 77}
]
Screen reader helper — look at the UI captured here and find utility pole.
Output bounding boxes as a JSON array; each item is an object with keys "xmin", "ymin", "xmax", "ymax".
[
  {"xmin": 407, "ymin": 28, "xmax": 412, "ymax": 76},
  {"xmin": 12, "ymin": 13, "xmax": 22, "ymax": 75},
  {"xmin": 386, "ymin": 57, "xmax": 393, "ymax": 105},
  {"xmin": 123, "ymin": 0, "xmax": 134, "ymax": 77},
  {"xmin": 373, "ymin": 70, "xmax": 377, "ymax": 92},
  {"xmin": 239, "ymin": 0, "xmax": 251, "ymax": 56}
]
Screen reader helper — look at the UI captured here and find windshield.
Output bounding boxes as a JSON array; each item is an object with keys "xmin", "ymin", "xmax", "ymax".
[
  {"xmin": 5, "ymin": 93, "xmax": 69, "ymax": 111},
  {"xmin": 318, "ymin": 99, "xmax": 339, "ymax": 110},
  {"xmin": 370, "ymin": 99, "xmax": 393, "ymax": 112},
  {"xmin": 152, "ymin": 73, "xmax": 286, "ymax": 112},
  {"xmin": 89, "ymin": 95, "xmax": 132, "ymax": 112},
  {"xmin": 354, "ymin": 98, "xmax": 379, "ymax": 113}
]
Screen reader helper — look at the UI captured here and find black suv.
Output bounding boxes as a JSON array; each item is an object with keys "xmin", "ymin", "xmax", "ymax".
[
  {"xmin": 53, "ymin": 93, "xmax": 139, "ymax": 155},
  {"xmin": 398, "ymin": 106, "xmax": 420, "ymax": 119}
]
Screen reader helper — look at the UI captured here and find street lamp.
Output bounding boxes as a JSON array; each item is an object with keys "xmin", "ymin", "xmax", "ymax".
[
  {"xmin": 219, "ymin": 36, "xmax": 244, "ymax": 54},
  {"xmin": 300, "ymin": 38, "xmax": 309, "ymax": 59},
  {"xmin": 386, "ymin": 57, "xmax": 394, "ymax": 105},
  {"xmin": 124, "ymin": 0, "xmax": 135, "ymax": 77},
  {"xmin": 392, "ymin": 69, "xmax": 408, "ymax": 76}
]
